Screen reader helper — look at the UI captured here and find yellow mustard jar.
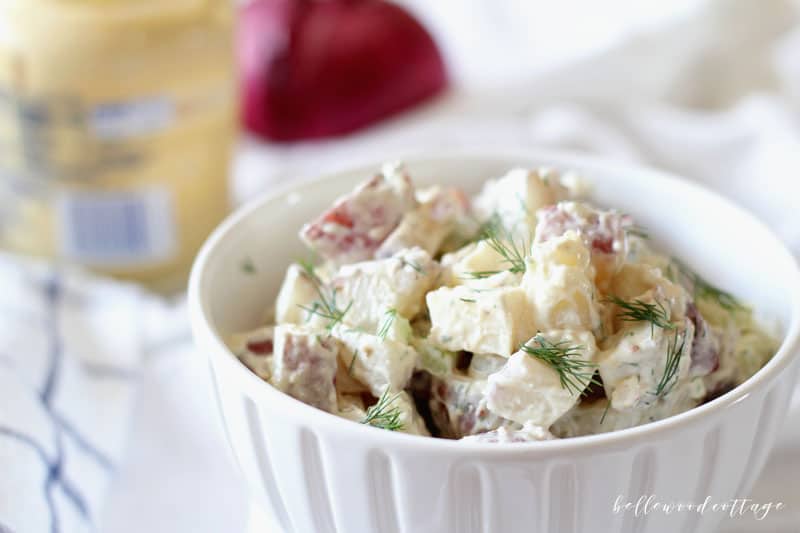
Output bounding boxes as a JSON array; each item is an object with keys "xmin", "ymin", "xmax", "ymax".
[{"xmin": 0, "ymin": 0, "xmax": 235, "ymax": 291}]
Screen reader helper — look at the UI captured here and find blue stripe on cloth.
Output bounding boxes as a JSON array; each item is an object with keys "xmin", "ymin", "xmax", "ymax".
[
  {"xmin": 38, "ymin": 275, "xmax": 116, "ymax": 471},
  {"xmin": 50, "ymin": 411, "xmax": 113, "ymax": 471},
  {"xmin": 0, "ymin": 425, "xmax": 59, "ymax": 532},
  {"xmin": 40, "ymin": 276, "xmax": 63, "ymax": 406},
  {"xmin": 0, "ymin": 425, "xmax": 90, "ymax": 529},
  {"xmin": 4, "ymin": 272, "xmax": 128, "ymax": 532},
  {"xmin": 35, "ymin": 275, "xmax": 90, "ymax": 530},
  {"xmin": 49, "ymin": 432, "xmax": 89, "ymax": 522},
  {"xmin": 0, "ymin": 426, "xmax": 51, "ymax": 464}
]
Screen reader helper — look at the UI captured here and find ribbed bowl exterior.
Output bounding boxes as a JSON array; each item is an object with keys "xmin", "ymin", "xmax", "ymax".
[
  {"xmin": 204, "ymin": 338, "xmax": 798, "ymax": 533},
  {"xmin": 190, "ymin": 152, "xmax": 800, "ymax": 533}
]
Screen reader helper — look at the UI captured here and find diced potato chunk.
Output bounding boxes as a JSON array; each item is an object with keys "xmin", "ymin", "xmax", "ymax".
[
  {"xmin": 377, "ymin": 186, "xmax": 469, "ymax": 258},
  {"xmin": 331, "ymin": 247, "xmax": 439, "ymax": 331},
  {"xmin": 598, "ymin": 318, "xmax": 694, "ymax": 410},
  {"xmin": 550, "ymin": 385, "xmax": 702, "ymax": 438},
  {"xmin": 534, "ymin": 201, "xmax": 630, "ymax": 289},
  {"xmin": 392, "ymin": 391, "xmax": 430, "ymax": 436},
  {"xmin": 230, "ymin": 326, "xmax": 275, "ymax": 381},
  {"xmin": 440, "ymin": 240, "xmax": 508, "ymax": 287},
  {"xmin": 271, "ymin": 325, "xmax": 339, "ymax": 412},
  {"xmin": 275, "ymin": 264, "xmax": 319, "ymax": 325},
  {"xmin": 429, "ymin": 374, "xmax": 514, "ymax": 438},
  {"xmin": 411, "ymin": 336, "xmax": 456, "ymax": 377},
  {"xmin": 461, "ymin": 422, "xmax": 554, "ymax": 443},
  {"xmin": 523, "ymin": 231, "xmax": 600, "ymax": 332},
  {"xmin": 467, "ymin": 353, "xmax": 506, "ymax": 379},
  {"xmin": 608, "ymin": 263, "xmax": 689, "ymax": 326},
  {"xmin": 473, "ymin": 167, "xmax": 569, "ymax": 240},
  {"xmin": 334, "ymin": 353, "xmax": 370, "ymax": 395},
  {"xmin": 427, "ymin": 284, "xmax": 536, "ymax": 357},
  {"xmin": 486, "ymin": 330, "xmax": 597, "ymax": 427},
  {"xmin": 354, "ymin": 390, "xmax": 430, "ymax": 436},
  {"xmin": 337, "ymin": 394, "xmax": 367, "ymax": 422},
  {"xmin": 300, "ymin": 162, "xmax": 417, "ymax": 264},
  {"xmin": 332, "ymin": 326, "xmax": 417, "ymax": 397}
]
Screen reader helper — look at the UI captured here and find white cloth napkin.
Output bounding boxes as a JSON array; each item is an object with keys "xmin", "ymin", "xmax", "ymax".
[
  {"xmin": 2, "ymin": 1, "xmax": 799, "ymax": 532},
  {"xmin": 0, "ymin": 257, "xmax": 178, "ymax": 533}
]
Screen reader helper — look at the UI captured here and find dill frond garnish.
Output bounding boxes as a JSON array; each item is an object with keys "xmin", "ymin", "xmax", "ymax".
[
  {"xmin": 520, "ymin": 334, "xmax": 598, "ymax": 396},
  {"xmin": 465, "ymin": 215, "xmax": 529, "ymax": 279},
  {"xmin": 400, "ymin": 258, "xmax": 425, "ymax": 274},
  {"xmin": 300, "ymin": 300, "xmax": 352, "ymax": 331},
  {"xmin": 241, "ymin": 257, "xmax": 257, "ymax": 274},
  {"xmin": 606, "ymin": 294, "xmax": 690, "ymax": 399},
  {"xmin": 600, "ymin": 400, "xmax": 611, "ymax": 424},
  {"xmin": 347, "ymin": 350, "xmax": 358, "ymax": 375},
  {"xmin": 654, "ymin": 329, "xmax": 686, "ymax": 397},
  {"xmin": 672, "ymin": 260, "xmax": 744, "ymax": 312},
  {"xmin": 361, "ymin": 389, "xmax": 404, "ymax": 431},
  {"xmin": 606, "ymin": 296, "xmax": 675, "ymax": 336},
  {"xmin": 297, "ymin": 261, "xmax": 352, "ymax": 330},
  {"xmin": 376, "ymin": 308, "xmax": 398, "ymax": 340},
  {"xmin": 694, "ymin": 280, "xmax": 743, "ymax": 311},
  {"xmin": 462, "ymin": 270, "xmax": 503, "ymax": 280},
  {"xmin": 624, "ymin": 226, "xmax": 649, "ymax": 239},
  {"xmin": 459, "ymin": 298, "xmax": 476, "ymax": 303},
  {"xmin": 516, "ymin": 193, "xmax": 531, "ymax": 215},
  {"xmin": 482, "ymin": 216, "xmax": 528, "ymax": 274}
]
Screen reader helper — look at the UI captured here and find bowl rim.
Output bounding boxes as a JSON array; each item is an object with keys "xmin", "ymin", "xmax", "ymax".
[{"xmin": 189, "ymin": 148, "xmax": 800, "ymax": 456}]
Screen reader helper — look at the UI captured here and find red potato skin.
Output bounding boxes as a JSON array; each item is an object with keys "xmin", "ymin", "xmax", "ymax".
[
  {"xmin": 275, "ymin": 332, "xmax": 338, "ymax": 412},
  {"xmin": 428, "ymin": 375, "xmax": 512, "ymax": 439},
  {"xmin": 246, "ymin": 339, "xmax": 274, "ymax": 355},
  {"xmin": 535, "ymin": 204, "xmax": 629, "ymax": 256},
  {"xmin": 301, "ymin": 170, "xmax": 415, "ymax": 263},
  {"xmin": 239, "ymin": 0, "xmax": 448, "ymax": 141},
  {"xmin": 686, "ymin": 302, "xmax": 720, "ymax": 376},
  {"xmin": 376, "ymin": 186, "xmax": 470, "ymax": 258}
]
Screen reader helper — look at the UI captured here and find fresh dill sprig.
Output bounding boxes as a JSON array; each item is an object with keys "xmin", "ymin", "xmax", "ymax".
[
  {"xmin": 654, "ymin": 329, "xmax": 686, "ymax": 397},
  {"xmin": 361, "ymin": 389, "xmax": 404, "ymax": 431},
  {"xmin": 624, "ymin": 226, "xmax": 649, "ymax": 239},
  {"xmin": 400, "ymin": 258, "xmax": 425, "ymax": 275},
  {"xmin": 376, "ymin": 308, "xmax": 398, "ymax": 340},
  {"xmin": 520, "ymin": 334, "xmax": 599, "ymax": 396},
  {"xmin": 300, "ymin": 300, "xmax": 352, "ymax": 331},
  {"xmin": 600, "ymin": 400, "xmax": 611, "ymax": 425},
  {"xmin": 465, "ymin": 215, "xmax": 529, "ymax": 279},
  {"xmin": 482, "ymin": 216, "xmax": 528, "ymax": 274},
  {"xmin": 516, "ymin": 193, "xmax": 531, "ymax": 215},
  {"xmin": 297, "ymin": 261, "xmax": 352, "ymax": 330},
  {"xmin": 672, "ymin": 260, "xmax": 744, "ymax": 312},
  {"xmin": 606, "ymin": 295, "xmax": 675, "ymax": 336},
  {"xmin": 695, "ymin": 280, "xmax": 743, "ymax": 311},
  {"xmin": 606, "ymin": 293, "xmax": 689, "ymax": 399},
  {"xmin": 459, "ymin": 297, "xmax": 476, "ymax": 303},
  {"xmin": 347, "ymin": 350, "xmax": 358, "ymax": 375},
  {"xmin": 462, "ymin": 270, "xmax": 503, "ymax": 280},
  {"xmin": 241, "ymin": 257, "xmax": 257, "ymax": 274}
]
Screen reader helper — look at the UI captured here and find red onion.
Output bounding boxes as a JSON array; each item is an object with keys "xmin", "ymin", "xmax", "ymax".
[{"xmin": 238, "ymin": 0, "xmax": 448, "ymax": 141}]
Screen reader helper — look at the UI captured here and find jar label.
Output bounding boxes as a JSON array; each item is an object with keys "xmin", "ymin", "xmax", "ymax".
[
  {"xmin": 56, "ymin": 187, "xmax": 177, "ymax": 266},
  {"xmin": 89, "ymin": 97, "xmax": 175, "ymax": 140}
]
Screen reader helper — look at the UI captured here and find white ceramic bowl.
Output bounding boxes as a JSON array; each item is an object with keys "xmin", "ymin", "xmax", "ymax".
[{"xmin": 189, "ymin": 152, "xmax": 800, "ymax": 533}]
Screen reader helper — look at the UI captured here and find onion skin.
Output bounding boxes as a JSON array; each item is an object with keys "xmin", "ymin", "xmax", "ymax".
[{"xmin": 238, "ymin": 0, "xmax": 448, "ymax": 141}]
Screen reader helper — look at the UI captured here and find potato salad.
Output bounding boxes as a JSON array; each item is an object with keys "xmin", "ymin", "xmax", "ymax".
[{"xmin": 230, "ymin": 163, "xmax": 777, "ymax": 442}]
